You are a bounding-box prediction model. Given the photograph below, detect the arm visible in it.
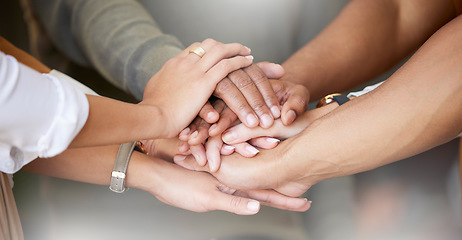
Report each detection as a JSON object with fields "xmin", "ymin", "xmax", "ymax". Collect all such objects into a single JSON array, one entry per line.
[
  {"xmin": 282, "ymin": 0, "xmax": 457, "ymax": 101},
  {"xmin": 29, "ymin": 0, "xmax": 288, "ymax": 127},
  {"xmin": 22, "ymin": 145, "xmax": 310, "ymax": 214},
  {"xmin": 28, "ymin": 0, "xmax": 184, "ymax": 99},
  {"xmin": 175, "ymin": 14, "xmax": 462, "ymax": 196}
]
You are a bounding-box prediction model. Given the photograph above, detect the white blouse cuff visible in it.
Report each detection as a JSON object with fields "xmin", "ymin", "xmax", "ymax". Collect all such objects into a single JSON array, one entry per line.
[{"xmin": 36, "ymin": 72, "xmax": 89, "ymax": 158}]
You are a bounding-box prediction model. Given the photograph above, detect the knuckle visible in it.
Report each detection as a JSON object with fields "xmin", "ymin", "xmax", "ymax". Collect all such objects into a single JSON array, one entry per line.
[
  {"xmin": 232, "ymin": 74, "xmax": 253, "ymax": 89},
  {"xmin": 216, "ymin": 59, "xmax": 232, "ymax": 72},
  {"xmin": 250, "ymin": 71, "xmax": 267, "ymax": 85},
  {"xmin": 291, "ymin": 95, "xmax": 308, "ymax": 109},
  {"xmin": 202, "ymin": 38, "xmax": 215, "ymax": 45},
  {"xmin": 215, "ymin": 79, "xmax": 235, "ymax": 96},
  {"xmin": 230, "ymin": 196, "xmax": 243, "ymax": 209}
]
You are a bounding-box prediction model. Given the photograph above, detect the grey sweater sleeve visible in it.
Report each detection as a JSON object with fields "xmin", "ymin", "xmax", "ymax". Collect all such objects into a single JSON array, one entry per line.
[{"xmin": 29, "ymin": 0, "xmax": 184, "ymax": 99}]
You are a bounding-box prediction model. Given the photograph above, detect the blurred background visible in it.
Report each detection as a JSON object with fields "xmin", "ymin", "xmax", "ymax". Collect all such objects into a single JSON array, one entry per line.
[{"xmin": 1, "ymin": 0, "xmax": 461, "ymax": 239}]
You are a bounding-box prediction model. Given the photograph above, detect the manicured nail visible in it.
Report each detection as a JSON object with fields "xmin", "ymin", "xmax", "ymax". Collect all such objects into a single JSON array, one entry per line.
[
  {"xmin": 222, "ymin": 131, "xmax": 237, "ymax": 143},
  {"xmin": 286, "ymin": 110, "xmax": 296, "ymax": 124},
  {"xmin": 223, "ymin": 145, "xmax": 236, "ymax": 151},
  {"xmin": 245, "ymin": 145, "xmax": 260, "ymax": 155},
  {"xmin": 271, "ymin": 106, "xmax": 281, "ymax": 119},
  {"xmin": 245, "ymin": 55, "xmax": 254, "ymax": 60},
  {"xmin": 246, "ymin": 114, "xmax": 259, "ymax": 127},
  {"xmin": 208, "ymin": 159, "xmax": 217, "ymax": 172},
  {"xmin": 247, "ymin": 200, "xmax": 260, "ymax": 212},
  {"xmin": 190, "ymin": 130, "xmax": 199, "ymax": 139},
  {"xmin": 173, "ymin": 155, "xmax": 186, "ymax": 162},
  {"xmin": 207, "ymin": 111, "xmax": 217, "ymax": 121},
  {"xmin": 266, "ymin": 137, "xmax": 280, "ymax": 143},
  {"xmin": 180, "ymin": 127, "xmax": 190, "ymax": 136},
  {"xmin": 260, "ymin": 114, "xmax": 273, "ymax": 128},
  {"xmin": 209, "ymin": 124, "xmax": 217, "ymax": 133}
]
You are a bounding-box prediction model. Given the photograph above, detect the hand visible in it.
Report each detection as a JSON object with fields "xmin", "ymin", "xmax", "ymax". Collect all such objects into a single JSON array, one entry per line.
[
  {"xmin": 176, "ymin": 99, "xmax": 280, "ymax": 171},
  {"xmin": 221, "ymin": 104, "xmax": 337, "ymax": 145},
  {"xmin": 213, "ymin": 62, "xmax": 284, "ymax": 128},
  {"xmin": 142, "ymin": 157, "xmax": 311, "ymax": 214},
  {"xmin": 173, "ymin": 140, "xmax": 312, "ymax": 198},
  {"xmin": 141, "ymin": 137, "xmax": 190, "ymax": 161},
  {"xmin": 141, "ymin": 39, "xmax": 254, "ymax": 138}
]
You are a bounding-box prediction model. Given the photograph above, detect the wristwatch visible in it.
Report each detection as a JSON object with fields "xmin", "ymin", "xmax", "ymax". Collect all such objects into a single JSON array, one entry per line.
[
  {"xmin": 316, "ymin": 93, "xmax": 350, "ymax": 108},
  {"xmin": 109, "ymin": 141, "xmax": 146, "ymax": 193}
]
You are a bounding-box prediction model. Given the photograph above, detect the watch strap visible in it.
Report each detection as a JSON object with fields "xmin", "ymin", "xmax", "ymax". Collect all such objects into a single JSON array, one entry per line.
[
  {"xmin": 332, "ymin": 94, "xmax": 350, "ymax": 106},
  {"xmin": 109, "ymin": 141, "xmax": 136, "ymax": 193}
]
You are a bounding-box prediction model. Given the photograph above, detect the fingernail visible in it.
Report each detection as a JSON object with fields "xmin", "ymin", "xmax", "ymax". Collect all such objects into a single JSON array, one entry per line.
[
  {"xmin": 222, "ymin": 131, "xmax": 237, "ymax": 143},
  {"xmin": 207, "ymin": 111, "xmax": 217, "ymax": 122},
  {"xmin": 223, "ymin": 145, "xmax": 236, "ymax": 151},
  {"xmin": 180, "ymin": 127, "xmax": 190, "ymax": 136},
  {"xmin": 271, "ymin": 106, "xmax": 281, "ymax": 119},
  {"xmin": 308, "ymin": 200, "xmax": 312, "ymax": 204},
  {"xmin": 208, "ymin": 159, "xmax": 216, "ymax": 172},
  {"xmin": 245, "ymin": 145, "xmax": 260, "ymax": 155},
  {"xmin": 173, "ymin": 155, "xmax": 186, "ymax": 162},
  {"xmin": 209, "ymin": 124, "xmax": 217, "ymax": 133},
  {"xmin": 190, "ymin": 130, "xmax": 199, "ymax": 139},
  {"xmin": 266, "ymin": 137, "xmax": 280, "ymax": 143},
  {"xmin": 246, "ymin": 114, "xmax": 259, "ymax": 127},
  {"xmin": 287, "ymin": 110, "xmax": 296, "ymax": 124},
  {"xmin": 247, "ymin": 200, "xmax": 260, "ymax": 212},
  {"xmin": 260, "ymin": 114, "xmax": 273, "ymax": 128},
  {"xmin": 245, "ymin": 46, "xmax": 251, "ymax": 53},
  {"xmin": 245, "ymin": 55, "xmax": 254, "ymax": 60}
]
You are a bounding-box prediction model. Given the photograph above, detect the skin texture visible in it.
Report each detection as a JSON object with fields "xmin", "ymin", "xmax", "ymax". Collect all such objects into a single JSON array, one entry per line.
[
  {"xmin": 2, "ymin": 37, "xmax": 310, "ymax": 215},
  {"xmin": 175, "ymin": 0, "xmax": 462, "ymax": 200},
  {"xmin": 23, "ymin": 146, "xmax": 310, "ymax": 214}
]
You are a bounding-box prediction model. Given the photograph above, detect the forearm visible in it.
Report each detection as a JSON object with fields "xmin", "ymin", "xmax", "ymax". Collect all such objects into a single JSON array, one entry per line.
[
  {"xmin": 70, "ymin": 95, "xmax": 166, "ymax": 148},
  {"xmin": 282, "ymin": 0, "xmax": 456, "ymax": 101},
  {"xmin": 283, "ymin": 16, "xmax": 462, "ymax": 184},
  {"xmin": 22, "ymin": 145, "xmax": 156, "ymax": 191}
]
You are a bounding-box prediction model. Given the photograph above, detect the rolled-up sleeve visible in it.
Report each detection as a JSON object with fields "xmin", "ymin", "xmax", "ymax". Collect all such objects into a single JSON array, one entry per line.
[{"xmin": 0, "ymin": 52, "xmax": 89, "ymax": 173}]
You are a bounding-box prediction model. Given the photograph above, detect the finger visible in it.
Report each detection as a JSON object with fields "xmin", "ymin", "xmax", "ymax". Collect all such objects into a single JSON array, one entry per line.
[
  {"xmin": 174, "ymin": 154, "xmax": 208, "ymax": 171},
  {"xmin": 199, "ymin": 39, "xmax": 252, "ymax": 71},
  {"xmin": 248, "ymin": 137, "xmax": 280, "ymax": 150},
  {"xmin": 228, "ymin": 69, "xmax": 274, "ymax": 128},
  {"xmin": 198, "ymin": 102, "xmax": 219, "ymax": 124},
  {"xmin": 209, "ymin": 107, "xmax": 239, "ymax": 137},
  {"xmin": 220, "ymin": 145, "xmax": 236, "ymax": 155},
  {"xmin": 233, "ymin": 142, "xmax": 260, "ymax": 158},
  {"xmin": 279, "ymin": 83, "xmax": 309, "ymax": 126},
  {"xmin": 205, "ymin": 135, "xmax": 223, "ymax": 172},
  {"xmin": 190, "ymin": 144, "xmax": 207, "ymax": 166},
  {"xmin": 235, "ymin": 189, "xmax": 311, "ymax": 212},
  {"xmin": 205, "ymin": 55, "xmax": 254, "ymax": 87},
  {"xmin": 177, "ymin": 141, "xmax": 190, "ymax": 154},
  {"xmin": 255, "ymin": 62, "xmax": 285, "ymax": 79},
  {"xmin": 188, "ymin": 118, "xmax": 210, "ymax": 146},
  {"xmin": 178, "ymin": 127, "xmax": 191, "ymax": 141},
  {"xmin": 212, "ymin": 191, "xmax": 261, "ymax": 215},
  {"xmin": 221, "ymin": 123, "xmax": 267, "ymax": 145},
  {"xmin": 214, "ymin": 77, "xmax": 259, "ymax": 128},
  {"xmin": 243, "ymin": 64, "xmax": 281, "ymax": 119}
]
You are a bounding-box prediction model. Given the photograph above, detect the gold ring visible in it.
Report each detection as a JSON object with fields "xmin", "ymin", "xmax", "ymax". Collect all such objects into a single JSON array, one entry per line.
[{"xmin": 189, "ymin": 46, "xmax": 205, "ymax": 58}]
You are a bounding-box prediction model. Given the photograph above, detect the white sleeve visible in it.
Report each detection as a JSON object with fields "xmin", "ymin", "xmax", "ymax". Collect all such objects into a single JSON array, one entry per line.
[{"xmin": 0, "ymin": 52, "xmax": 89, "ymax": 174}]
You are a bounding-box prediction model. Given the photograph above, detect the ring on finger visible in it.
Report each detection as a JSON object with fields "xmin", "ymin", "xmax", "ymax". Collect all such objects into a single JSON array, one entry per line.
[{"xmin": 189, "ymin": 46, "xmax": 206, "ymax": 58}]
